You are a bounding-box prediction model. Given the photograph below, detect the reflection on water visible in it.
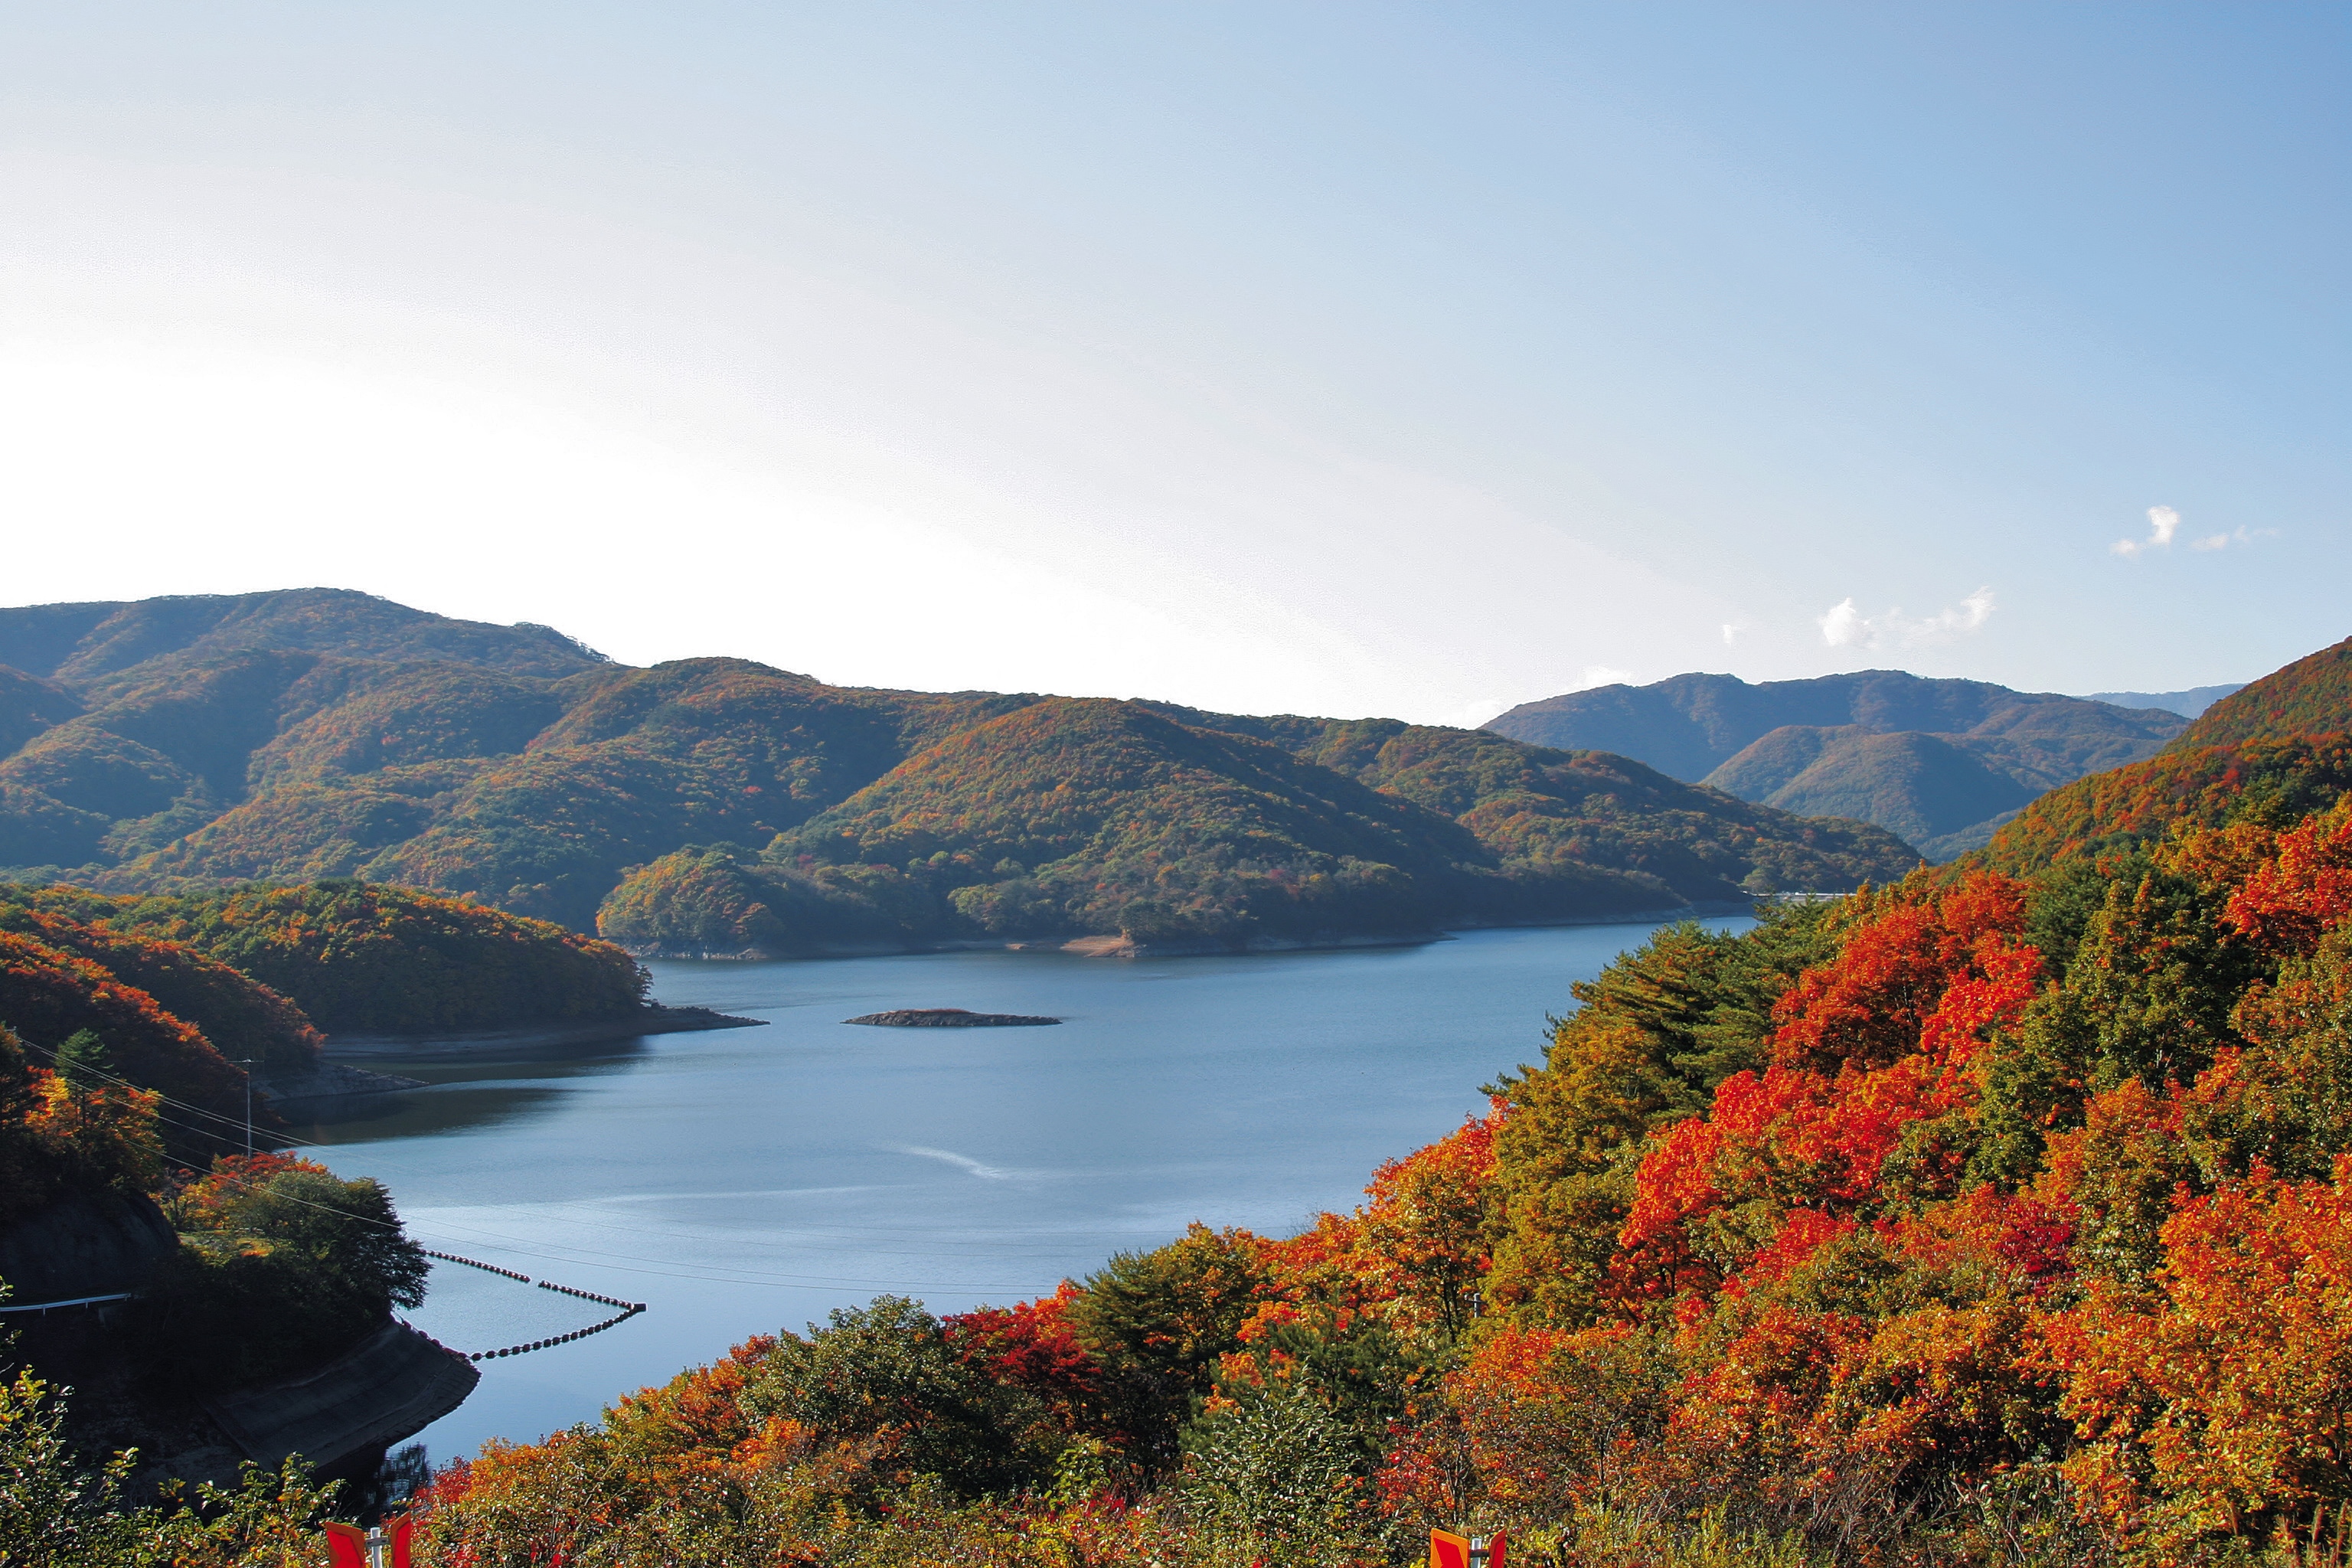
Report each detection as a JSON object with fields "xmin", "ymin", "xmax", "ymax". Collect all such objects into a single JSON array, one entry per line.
[
  {"xmin": 299, "ymin": 920, "xmax": 1744, "ymax": 1459},
  {"xmin": 286, "ymin": 1044, "xmax": 651, "ymax": 1135}
]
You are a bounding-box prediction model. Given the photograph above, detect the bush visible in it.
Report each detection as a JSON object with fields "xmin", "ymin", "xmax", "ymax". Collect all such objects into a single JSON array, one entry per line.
[{"xmin": 136, "ymin": 1160, "xmax": 426, "ymax": 1392}]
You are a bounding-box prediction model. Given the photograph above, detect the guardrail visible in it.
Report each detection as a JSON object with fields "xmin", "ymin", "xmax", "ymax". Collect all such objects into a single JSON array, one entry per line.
[{"xmin": 0, "ymin": 1291, "xmax": 133, "ymax": 1315}]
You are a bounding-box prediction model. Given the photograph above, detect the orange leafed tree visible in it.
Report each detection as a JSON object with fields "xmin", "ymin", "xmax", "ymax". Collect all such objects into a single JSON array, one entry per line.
[{"xmin": 2041, "ymin": 1158, "xmax": 2352, "ymax": 1550}]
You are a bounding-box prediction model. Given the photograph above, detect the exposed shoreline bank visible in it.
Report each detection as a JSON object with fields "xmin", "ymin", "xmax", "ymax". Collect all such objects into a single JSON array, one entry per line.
[
  {"xmin": 616, "ymin": 900, "xmax": 1762, "ymax": 965},
  {"xmin": 322, "ymin": 1004, "xmax": 767, "ymax": 1060}
]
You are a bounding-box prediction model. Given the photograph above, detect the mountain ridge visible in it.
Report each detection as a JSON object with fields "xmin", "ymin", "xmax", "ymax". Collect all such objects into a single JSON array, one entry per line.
[
  {"xmin": 1486, "ymin": 668, "xmax": 2184, "ymax": 857},
  {"xmin": 1977, "ymin": 635, "xmax": 2352, "ymax": 875},
  {"xmin": 0, "ymin": 591, "xmax": 1919, "ymax": 946}
]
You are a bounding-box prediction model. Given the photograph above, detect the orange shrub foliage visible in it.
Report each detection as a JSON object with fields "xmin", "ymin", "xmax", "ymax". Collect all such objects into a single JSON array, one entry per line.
[
  {"xmin": 1352, "ymin": 1109, "xmax": 1498, "ymax": 1338},
  {"xmin": 1769, "ymin": 873, "xmax": 2029, "ymax": 1075},
  {"xmin": 163, "ymin": 1151, "xmax": 332, "ymax": 1232},
  {"xmin": 1405, "ymin": 1323, "xmax": 1661, "ymax": 1527},
  {"xmin": 604, "ymin": 1333, "xmax": 782, "ymax": 1476},
  {"xmin": 0, "ymin": 1038, "xmax": 163, "ymax": 1225}
]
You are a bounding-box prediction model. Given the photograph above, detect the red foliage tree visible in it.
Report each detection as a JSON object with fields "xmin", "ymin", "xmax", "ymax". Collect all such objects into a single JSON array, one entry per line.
[
  {"xmin": 1769, "ymin": 871, "xmax": 2030, "ymax": 1076},
  {"xmin": 1615, "ymin": 875, "xmax": 2041, "ymax": 1304},
  {"xmin": 2226, "ymin": 799, "xmax": 2352, "ymax": 955},
  {"xmin": 0, "ymin": 929, "xmax": 243, "ymax": 1116},
  {"xmin": 945, "ymin": 1281, "xmax": 1107, "ymax": 1435}
]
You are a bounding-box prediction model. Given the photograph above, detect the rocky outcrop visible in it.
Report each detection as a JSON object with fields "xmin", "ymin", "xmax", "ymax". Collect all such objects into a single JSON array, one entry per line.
[{"xmin": 844, "ymin": 1008, "xmax": 1062, "ymax": 1027}]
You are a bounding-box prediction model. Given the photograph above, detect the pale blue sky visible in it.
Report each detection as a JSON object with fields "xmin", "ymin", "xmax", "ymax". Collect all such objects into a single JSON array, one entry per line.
[{"xmin": 3, "ymin": 4, "xmax": 2344, "ymax": 721}]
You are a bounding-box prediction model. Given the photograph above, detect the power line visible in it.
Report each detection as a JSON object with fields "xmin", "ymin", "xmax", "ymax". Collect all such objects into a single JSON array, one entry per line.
[{"xmin": 18, "ymin": 1040, "xmax": 1057, "ymax": 1295}]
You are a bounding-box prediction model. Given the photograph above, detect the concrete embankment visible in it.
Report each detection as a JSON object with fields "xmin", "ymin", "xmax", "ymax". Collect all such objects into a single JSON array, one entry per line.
[
  {"xmin": 201, "ymin": 1320, "xmax": 479, "ymax": 1477},
  {"xmin": 252, "ymin": 1061, "xmax": 429, "ymax": 1115},
  {"xmin": 2, "ymin": 1191, "xmax": 478, "ymax": 1494}
]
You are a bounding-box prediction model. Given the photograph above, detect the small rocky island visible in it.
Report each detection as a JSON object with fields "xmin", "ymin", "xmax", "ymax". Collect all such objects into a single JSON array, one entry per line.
[{"xmin": 844, "ymin": 1008, "xmax": 1063, "ymax": 1027}]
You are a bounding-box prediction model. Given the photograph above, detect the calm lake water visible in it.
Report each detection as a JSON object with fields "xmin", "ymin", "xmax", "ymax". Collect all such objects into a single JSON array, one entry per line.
[{"xmin": 294, "ymin": 919, "xmax": 1743, "ymax": 1461}]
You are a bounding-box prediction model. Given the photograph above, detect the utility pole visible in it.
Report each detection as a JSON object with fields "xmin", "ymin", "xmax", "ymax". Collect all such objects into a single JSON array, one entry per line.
[{"xmin": 233, "ymin": 1059, "xmax": 257, "ymax": 1158}]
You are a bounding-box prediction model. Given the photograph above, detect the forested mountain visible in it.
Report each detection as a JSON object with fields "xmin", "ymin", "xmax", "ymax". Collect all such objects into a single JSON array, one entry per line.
[
  {"xmin": 1487, "ymin": 669, "xmax": 2185, "ymax": 858},
  {"xmin": 1981, "ymin": 634, "xmax": 2352, "ymax": 877},
  {"xmin": 201, "ymin": 620, "xmax": 2352, "ymax": 1566},
  {"xmin": 1700, "ymin": 725, "xmax": 2040, "ymax": 856},
  {"xmin": 2171, "ymin": 634, "xmax": 2352, "ymax": 750},
  {"xmin": 0, "ymin": 588, "xmax": 604, "ymax": 686},
  {"xmin": 0, "ymin": 590, "xmax": 1918, "ymax": 951},
  {"xmin": 603, "ymin": 703, "xmax": 1907, "ymax": 955}
]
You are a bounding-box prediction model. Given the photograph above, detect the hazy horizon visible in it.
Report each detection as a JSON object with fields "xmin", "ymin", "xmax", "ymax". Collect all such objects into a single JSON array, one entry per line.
[{"xmin": 6, "ymin": 5, "xmax": 2342, "ymax": 724}]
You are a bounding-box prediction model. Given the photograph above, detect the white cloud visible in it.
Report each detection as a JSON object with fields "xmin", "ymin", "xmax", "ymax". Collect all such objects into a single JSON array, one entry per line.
[
  {"xmin": 1818, "ymin": 586, "xmax": 1996, "ymax": 649},
  {"xmin": 1568, "ymin": 665, "xmax": 1635, "ymax": 691},
  {"xmin": 2112, "ymin": 505, "xmax": 2182, "ymax": 558},
  {"xmin": 1720, "ymin": 620, "xmax": 1749, "ymax": 646},
  {"xmin": 2188, "ymin": 525, "xmax": 2276, "ymax": 553}
]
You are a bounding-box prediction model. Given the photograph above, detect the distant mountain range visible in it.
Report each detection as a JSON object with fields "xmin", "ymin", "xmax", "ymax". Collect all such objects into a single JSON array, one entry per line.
[
  {"xmin": 2079, "ymin": 683, "xmax": 2245, "ymax": 718},
  {"xmin": 0, "ymin": 590, "xmax": 1917, "ymax": 952},
  {"xmin": 1485, "ymin": 670, "xmax": 2193, "ymax": 859}
]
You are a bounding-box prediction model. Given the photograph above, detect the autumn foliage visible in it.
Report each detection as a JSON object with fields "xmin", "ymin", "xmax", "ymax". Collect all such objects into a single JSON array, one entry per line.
[{"xmin": 394, "ymin": 770, "xmax": 2352, "ymax": 1565}]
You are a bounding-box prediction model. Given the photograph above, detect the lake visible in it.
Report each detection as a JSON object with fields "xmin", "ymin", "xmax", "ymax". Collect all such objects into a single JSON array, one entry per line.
[{"xmin": 294, "ymin": 918, "xmax": 1743, "ymax": 1462}]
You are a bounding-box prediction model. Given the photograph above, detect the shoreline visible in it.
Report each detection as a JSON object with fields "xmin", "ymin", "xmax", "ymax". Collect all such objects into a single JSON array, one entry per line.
[
  {"xmin": 621, "ymin": 900, "xmax": 1767, "ymax": 965},
  {"xmin": 322, "ymin": 1004, "xmax": 767, "ymax": 1060}
]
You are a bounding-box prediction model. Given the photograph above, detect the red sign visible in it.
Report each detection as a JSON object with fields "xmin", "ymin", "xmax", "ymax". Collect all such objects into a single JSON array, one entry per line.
[
  {"xmin": 322, "ymin": 1516, "xmax": 412, "ymax": 1567},
  {"xmin": 1429, "ymin": 1528, "xmax": 1507, "ymax": 1567}
]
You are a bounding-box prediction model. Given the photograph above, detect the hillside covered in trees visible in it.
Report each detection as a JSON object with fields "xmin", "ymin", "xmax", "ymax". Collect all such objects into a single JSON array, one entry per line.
[
  {"xmin": 1488, "ymin": 670, "xmax": 2192, "ymax": 860},
  {"xmin": 167, "ymin": 622, "xmax": 2352, "ymax": 1566},
  {"xmin": 603, "ymin": 701, "xmax": 1912, "ymax": 956},
  {"xmin": 1978, "ymin": 635, "xmax": 2352, "ymax": 880},
  {"xmin": 15, "ymin": 637, "xmax": 2352, "ymax": 1560},
  {"xmin": 0, "ymin": 885, "xmax": 485, "ymax": 1542},
  {"xmin": 0, "ymin": 590, "xmax": 1916, "ymax": 952}
]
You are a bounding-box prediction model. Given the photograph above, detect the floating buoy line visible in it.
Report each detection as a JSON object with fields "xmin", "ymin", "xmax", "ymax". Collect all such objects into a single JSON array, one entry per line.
[
  {"xmin": 24, "ymin": 1040, "xmax": 653, "ymax": 1361},
  {"xmin": 416, "ymin": 1250, "xmax": 648, "ymax": 1361},
  {"xmin": 28, "ymin": 1037, "xmax": 1043, "ymax": 1370},
  {"xmin": 421, "ymin": 1250, "xmax": 529, "ymax": 1283}
]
